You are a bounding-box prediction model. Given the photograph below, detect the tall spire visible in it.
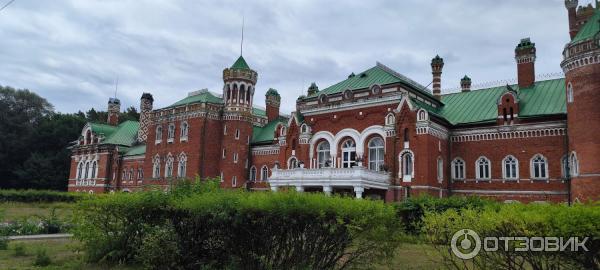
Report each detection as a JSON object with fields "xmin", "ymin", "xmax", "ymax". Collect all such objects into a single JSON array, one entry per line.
[{"xmin": 240, "ymin": 16, "xmax": 244, "ymax": 56}]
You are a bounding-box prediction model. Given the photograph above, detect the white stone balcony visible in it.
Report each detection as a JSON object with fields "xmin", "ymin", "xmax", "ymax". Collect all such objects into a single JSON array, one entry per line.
[{"xmin": 268, "ymin": 166, "xmax": 391, "ymax": 198}]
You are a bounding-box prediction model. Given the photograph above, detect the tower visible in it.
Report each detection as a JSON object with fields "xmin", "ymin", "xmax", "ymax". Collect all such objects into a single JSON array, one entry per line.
[
  {"xmin": 565, "ymin": 0, "xmax": 579, "ymax": 39},
  {"xmin": 515, "ymin": 38, "xmax": 536, "ymax": 88},
  {"xmin": 107, "ymin": 98, "xmax": 120, "ymax": 126},
  {"xmin": 137, "ymin": 93, "xmax": 154, "ymax": 142},
  {"xmin": 220, "ymin": 55, "xmax": 258, "ymax": 188},
  {"xmin": 560, "ymin": 4, "xmax": 600, "ymax": 201},
  {"xmin": 307, "ymin": 82, "xmax": 319, "ymax": 96},
  {"xmin": 265, "ymin": 88, "xmax": 281, "ymax": 122},
  {"xmin": 460, "ymin": 75, "xmax": 472, "ymax": 92},
  {"xmin": 431, "ymin": 55, "xmax": 444, "ymax": 99}
]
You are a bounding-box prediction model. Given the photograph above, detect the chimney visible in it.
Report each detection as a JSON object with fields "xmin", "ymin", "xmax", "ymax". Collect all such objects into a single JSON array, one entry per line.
[
  {"xmin": 137, "ymin": 93, "xmax": 154, "ymax": 142},
  {"xmin": 460, "ymin": 75, "xmax": 472, "ymax": 92},
  {"xmin": 565, "ymin": 0, "xmax": 579, "ymax": 39},
  {"xmin": 431, "ymin": 55, "xmax": 444, "ymax": 99},
  {"xmin": 307, "ymin": 82, "xmax": 319, "ymax": 96},
  {"xmin": 515, "ymin": 38, "xmax": 536, "ymax": 88},
  {"xmin": 107, "ymin": 98, "xmax": 120, "ymax": 126},
  {"xmin": 265, "ymin": 88, "xmax": 281, "ymax": 122}
]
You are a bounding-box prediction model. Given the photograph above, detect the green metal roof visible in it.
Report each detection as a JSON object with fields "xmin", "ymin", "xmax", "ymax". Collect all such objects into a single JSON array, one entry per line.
[
  {"xmin": 168, "ymin": 90, "xmax": 224, "ymax": 108},
  {"xmin": 252, "ymin": 107, "xmax": 266, "ymax": 117},
  {"xmin": 124, "ymin": 144, "xmax": 146, "ymax": 157},
  {"xmin": 251, "ymin": 117, "xmax": 287, "ymax": 144},
  {"xmin": 231, "ymin": 56, "xmax": 251, "ymax": 70},
  {"xmin": 572, "ymin": 9, "xmax": 600, "ymax": 43},
  {"xmin": 90, "ymin": 123, "xmax": 117, "ymax": 137},
  {"xmin": 439, "ymin": 78, "xmax": 566, "ymax": 125},
  {"xmin": 310, "ymin": 64, "xmax": 434, "ymax": 100},
  {"xmin": 103, "ymin": 121, "xmax": 140, "ymax": 146}
]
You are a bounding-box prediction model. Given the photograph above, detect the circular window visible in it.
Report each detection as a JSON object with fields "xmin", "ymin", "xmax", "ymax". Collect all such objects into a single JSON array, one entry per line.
[
  {"xmin": 319, "ymin": 94, "xmax": 327, "ymax": 104},
  {"xmin": 371, "ymin": 85, "xmax": 381, "ymax": 95}
]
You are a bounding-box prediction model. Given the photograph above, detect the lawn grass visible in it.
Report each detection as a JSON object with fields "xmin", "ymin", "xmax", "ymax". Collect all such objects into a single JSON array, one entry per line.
[{"xmin": 0, "ymin": 202, "xmax": 74, "ymax": 222}]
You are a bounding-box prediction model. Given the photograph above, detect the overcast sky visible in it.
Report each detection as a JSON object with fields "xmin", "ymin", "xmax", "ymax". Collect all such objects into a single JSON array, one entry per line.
[{"xmin": 0, "ymin": 0, "xmax": 587, "ymax": 114}]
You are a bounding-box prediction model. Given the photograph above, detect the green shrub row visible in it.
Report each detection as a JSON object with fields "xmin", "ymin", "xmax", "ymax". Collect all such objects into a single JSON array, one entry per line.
[
  {"xmin": 422, "ymin": 203, "xmax": 600, "ymax": 270},
  {"xmin": 0, "ymin": 189, "xmax": 85, "ymax": 203},
  {"xmin": 74, "ymin": 180, "xmax": 403, "ymax": 270},
  {"xmin": 395, "ymin": 195, "xmax": 498, "ymax": 235}
]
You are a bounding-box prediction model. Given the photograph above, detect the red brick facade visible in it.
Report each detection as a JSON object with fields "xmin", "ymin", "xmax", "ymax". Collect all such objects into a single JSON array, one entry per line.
[{"xmin": 68, "ymin": 3, "xmax": 599, "ymax": 203}]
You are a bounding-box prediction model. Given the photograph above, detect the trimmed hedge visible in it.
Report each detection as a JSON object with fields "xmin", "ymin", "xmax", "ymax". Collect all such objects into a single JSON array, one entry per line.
[
  {"xmin": 395, "ymin": 195, "xmax": 497, "ymax": 235},
  {"xmin": 0, "ymin": 189, "xmax": 85, "ymax": 203},
  {"xmin": 423, "ymin": 203, "xmax": 600, "ymax": 270},
  {"xmin": 74, "ymin": 180, "xmax": 403, "ymax": 270}
]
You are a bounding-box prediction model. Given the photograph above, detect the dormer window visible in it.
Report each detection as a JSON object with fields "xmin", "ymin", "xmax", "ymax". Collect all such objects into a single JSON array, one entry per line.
[
  {"xmin": 300, "ymin": 124, "xmax": 309, "ymax": 134},
  {"xmin": 417, "ymin": 109, "xmax": 428, "ymax": 121},
  {"xmin": 280, "ymin": 126, "xmax": 287, "ymax": 136},
  {"xmin": 385, "ymin": 113, "xmax": 395, "ymax": 126}
]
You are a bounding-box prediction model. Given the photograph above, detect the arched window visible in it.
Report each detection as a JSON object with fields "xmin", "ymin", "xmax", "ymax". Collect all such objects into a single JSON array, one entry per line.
[
  {"xmin": 502, "ymin": 155, "xmax": 519, "ymax": 180},
  {"xmin": 178, "ymin": 153, "xmax": 187, "ymax": 178},
  {"xmin": 476, "ymin": 157, "xmax": 491, "ymax": 180},
  {"xmin": 167, "ymin": 124, "xmax": 175, "ymax": 140},
  {"xmin": 437, "ymin": 157, "xmax": 443, "ymax": 182},
  {"xmin": 155, "ymin": 126, "xmax": 163, "ymax": 142},
  {"xmin": 288, "ymin": 157, "xmax": 298, "ymax": 169},
  {"xmin": 417, "ymin": 110, "xmax": 427, "ymax": 121},
  {"xmin": 152, "ymin": 155, "xmax": 161, "ymax": 178},
  {"xmin": 180, "ymin": 122, "xmax": 189, "ymax": 139},
  {"xmin": 77, "ymin": 162, "xmax": 84, "ymax": 180},
  {"xmin": 400, "ymin": 151, "xmax": 414, "ymax": 180},
  {"xmin": 561, "ymin": 155, "xmax": 568, "ymax": 178},
  {"xmin": 240, "ymin": 85, "xmax": 246, "ymax": 104},
  {"xmin": 84, "ymin": 162, "xmax": 90, "ymax": 179},
  {"xmin": 452, "ymin": 158, "xmax": 465, "ymax": 180},
  {"xmin": 530, "ymin": 154, "xmax": 548, "ymax": 179},
  {"xmin": 341, "ymin": 139, "xmax": 357, "ymax": 168},
  {"xmin": 246, "ymin": 86, "xmax": 252, "ymax": 104},
  {"xmin": 385, "ymin": 113, "xmax": 395, "ymax": 126},
  {"xmin": 301, "ymin": 124, "xmax": 309, "ymax": 133},
  {"xmin": 570, "ymin": 152, "xmax": 579, "ymax": 177},
  {"xmin": 235, "ymin": 129, "xmax": 240, "ymax": 139},
  {"xmin": 128, "ymin": 169, "xmax": 133, "ymax": 181},
  {"xmin": 261, "ymin": 166, "xmax": 269, "ymax": 181},
  {"xmin": 567, "ymin": 83, "xmax": 574, "ymax": 103},
  {"xmin": 368, "ymin": 137, "xmax": 385, "ymax": 171},
  {"xmin": 249, "ymin": 166, "xmax": 257, "ymax": 181},
  {"xmin": 91, "ymin": 161, "xmax": 97, "ymax": 179},
  {"xmin": 280, "ymin": 126, "xmax": 287, "ymax": 136},
  {"xmin": 165, "ymin": 155, "xmax": 174, "ymax": 178},
  {"xmin": 232, "ymin": 176, "xmax": 237, "ymax": 187},
  {"xmin": 317, "ymin": 141, "xmax": 331, "ymax": 168},
  {"xmin": 137, "ymin": 168, "xmax": 143, "ymax": 180}
]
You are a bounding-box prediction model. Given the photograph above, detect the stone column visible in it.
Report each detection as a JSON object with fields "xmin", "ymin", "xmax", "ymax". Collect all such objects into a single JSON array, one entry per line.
[{"xmin": 354, "ymin": 186, "xmax": 364, "ymax": 199}]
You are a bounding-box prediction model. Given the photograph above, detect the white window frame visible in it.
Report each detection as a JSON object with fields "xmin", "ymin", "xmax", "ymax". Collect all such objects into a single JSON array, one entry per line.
[
  {"xmin": 235, "ymin": 129, "xmax": 240, "ymax": 140},
  {"xmin": 222, "ymin": 148, "xmax": 226, "ymax": 159},
  {"xmin": 288, "ymin": 157, "xmax": 299, "ymax": 169},
  {"xmin": 152, "ymin": 155, "xmax": 161, "ymax": 179},
  {"xmin": 475, "ymin": 156, "xmax": 491, "ymax": 180},
  {"xmin": 223, "ymin": 125, "xmax": 227, "ymax": 135},
  {"xmin": 385, "ymin": 113, "xmax": 395, "ymax": 126},
  {"xmin": 437, "ymin": 157, "xmax": 443, "ymax": 183},
  {"xmin": 451, "ymin": 158, "xmax": 465, "ymax": 180},
  {"xmin": 502, "ymin": 155, "xmax": 519, "ymax": 180},
  {"xmin": 570, "ymin": 152, "xmax": 579, "ymax": 177},
  {"xmin": 317, "ymin": 141, "xmax": 331, "ymax": 168},
  {"xmin": 178, "ymin": 152, "xmax": 187, "ymax": 178},
  {"xmin": 530, "ymin": 154, "xmax": 548, "ymax": 180},
  {"xmin": 233, "ymin": 153, "xmax": 238, "ymax": 163},
  {"xmin": 368, "ymin": 137, "xmax": 385, "ymax": 171},
  {"xmin": 301, "ymin": 124, "xmax": 309, "ymax": 134},
  {"xmin": 567, "ymin": 82, "xmax": 574, "ymax": 103},
  {"xmin": 399, "ymin": 150, "xmax": 414, "ymax": 182},
  {"xmin": 165, "ymin": 154, "xmax": 174, "ymax": 178},
  {"xmin": 232, "ymin": 176, "xmax": 237, "ymax": 187},
  {"xmin": 180, "ymin": 121, "xmax": 189, "ymax": 141},
  {"xmin": 155, "ymin": 126, "xmax": 163, "ymax": 144},
  {"xmin": 341, "ymin": 139, "xmax": 357, "ymax": 168},
  {"xmin": 167, "ymin": 123, "xmax": 175, "ymax": 143},
  {"xmin": 261, "ymin": 165, "xmax": 269, "ymax": 181}
]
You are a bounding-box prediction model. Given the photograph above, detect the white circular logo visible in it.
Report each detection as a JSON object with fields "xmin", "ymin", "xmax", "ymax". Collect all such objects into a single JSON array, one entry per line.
[{"xmin": 451, "ymin": 229, "xmax": 481, "ymax": 259}]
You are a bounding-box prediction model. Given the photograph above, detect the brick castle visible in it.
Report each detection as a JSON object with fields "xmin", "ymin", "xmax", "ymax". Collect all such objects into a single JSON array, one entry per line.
[{"xmin": 68, "ymin": 1, "xmax": 600, "ymax": 203}]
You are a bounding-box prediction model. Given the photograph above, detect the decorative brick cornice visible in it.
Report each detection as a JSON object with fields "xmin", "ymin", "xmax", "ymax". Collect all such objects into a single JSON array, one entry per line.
[
  {"xmin": 450, "ymin": 122, "xmax": 566, "ymax": 142},
  {"xmin": 251, "ymin": 145, "xmax": 280, "ymax": 156},
  {"xmin": 416, "ymin": 121, "xmax": 449, "ymax": 140},
  {"xmin": 561, "ymin": 48, "xmax": 600, "ymax": 73}
]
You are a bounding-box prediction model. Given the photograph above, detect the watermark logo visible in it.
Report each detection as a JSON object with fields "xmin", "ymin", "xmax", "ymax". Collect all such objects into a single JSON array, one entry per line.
[
  {"xmin": 450, "ymin": 229, "xmax": 589, "ymax": 259},
  {"xmin": 451, "ymin": 229, "xmax": 481, "ymax": 259}
]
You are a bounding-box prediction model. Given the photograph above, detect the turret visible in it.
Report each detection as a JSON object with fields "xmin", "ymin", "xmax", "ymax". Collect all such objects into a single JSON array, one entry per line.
[
  {"xmin": 222, "ymin": 56, "xmax": 258, "ymax": 113},
  {"xmin": 515, "ymin": 38, "xmax": 536, "ymax": 88},
  {"xmin": 137, "ymin": 93, "xmax": 154, "ymax": 142},
  {"xmin": 307, "ymin": 82, "xmax": 319, "ymax": 96},
  {"xmin": 460, "ymin": 75, "xmax": 472, "ymax": 92},
  {"xmin": 565, "ymin": 0, "xmax": 579, "ymax": 39},
  {"xmin": 265, "ymin": 88, "xmax": 281, "ymax": 122},
  {"xmin": 107, "ymin": 98, "xmax": 120, "ymax": 126},
  {"xmin": 431, "ymin": 55, "xmax": 444, "ymax": 99}
]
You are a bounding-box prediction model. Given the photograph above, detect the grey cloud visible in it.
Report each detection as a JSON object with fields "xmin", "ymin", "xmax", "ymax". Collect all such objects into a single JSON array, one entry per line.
[{"xmin": 0, "ymin": 0, "xmax": 581, "ymax": 114}]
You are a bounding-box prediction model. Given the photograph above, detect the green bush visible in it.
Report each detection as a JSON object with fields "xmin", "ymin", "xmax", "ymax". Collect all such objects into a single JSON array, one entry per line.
[
  {"xmin": 396, "ymin": 195, "xmax": 497, "ymax": 235},
  {"xmin": 33, "ymin": 248, "xmax": 52, "ymax": 266},
  {"xmin": 422, "ymin": 203, "xmax": 600, "ymax": 270},
  {"xmin": 13, "ymin": 242, "xmax": 26, "ymax": 256},
  {"xmin": 0, "ymin": 189, "xmax": 85, "ymax": 203},
  {"xmin": 74, "ymin": 179, "xmax": 403, "ymax": 269}
]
